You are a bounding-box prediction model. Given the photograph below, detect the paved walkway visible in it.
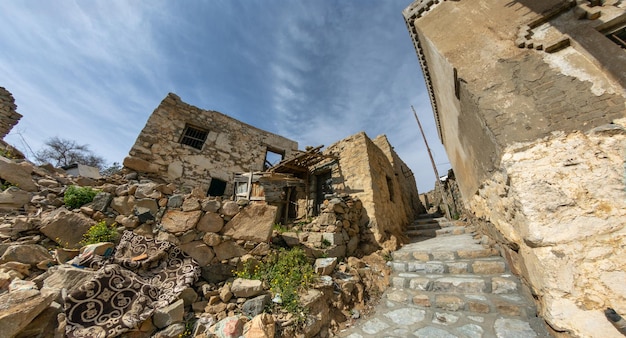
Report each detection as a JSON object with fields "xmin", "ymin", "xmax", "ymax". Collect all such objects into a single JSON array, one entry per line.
[{"xmin": 338, "ymin": 216, "xmax": 551, "ymax": 337}]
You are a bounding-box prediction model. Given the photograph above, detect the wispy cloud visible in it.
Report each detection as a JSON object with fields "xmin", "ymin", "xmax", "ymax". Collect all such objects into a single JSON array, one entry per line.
[{"xmin": 0, "ymin": 0, "xmax": 449, "ymax": 192}]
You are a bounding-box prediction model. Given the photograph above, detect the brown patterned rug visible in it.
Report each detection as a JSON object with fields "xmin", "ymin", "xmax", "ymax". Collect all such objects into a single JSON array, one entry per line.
[{"xmin": 64, "ymin": 231, "xmax": 200, "ymax": 338}]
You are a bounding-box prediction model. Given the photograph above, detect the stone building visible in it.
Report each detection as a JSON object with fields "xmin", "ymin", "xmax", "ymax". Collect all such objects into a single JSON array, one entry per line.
[
  {"xmin": 404, "ymin": 0, "xmax": 626, "ymax": 336},
  {"xmin": 124, "ymin": 93, "xmax": 298, "ymax": 196},
  {"xmin": 311, "ymin": 132, "xmax": 425, "ymax": 252},
  {"xmin": 0, "ymin": 87, "xmax": 22, "ymax": 140}
]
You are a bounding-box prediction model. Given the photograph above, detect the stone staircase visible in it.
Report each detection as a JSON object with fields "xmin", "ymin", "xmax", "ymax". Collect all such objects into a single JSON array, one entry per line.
[{"xmin": 340, "ymin": 215, "xmax": 551, "ymax": 337}]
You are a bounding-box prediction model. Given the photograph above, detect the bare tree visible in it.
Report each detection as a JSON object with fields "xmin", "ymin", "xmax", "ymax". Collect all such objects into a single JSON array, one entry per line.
[{"xmin": 35, "ymin": 137, "xmax": 106, "ymax": 169}]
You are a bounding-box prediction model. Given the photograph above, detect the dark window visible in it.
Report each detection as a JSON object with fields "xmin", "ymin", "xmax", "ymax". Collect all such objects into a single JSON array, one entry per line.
[
  {"xmin": 386, "ymin": 176, "xmax": 394, "ymax": 202},
  {"xmin": 607, "ymin": 25, "xmax": 626, "ymax": 49},
  {"xmin": 207, "ymin": 178, "xmax": 227, "ymax": 196},
  {"xmin": 264, "ymin": 148, "xmax": 284, "ymax": 171},
  {"xmin": 180, "ymin": 125, "xmax": 208, "ymax": 150}
]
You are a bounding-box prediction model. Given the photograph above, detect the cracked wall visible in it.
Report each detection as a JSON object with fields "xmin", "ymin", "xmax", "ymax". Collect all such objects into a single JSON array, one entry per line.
[{"xmin": 405, "ymin": 0, "xmax": 626, "ymax": 336}]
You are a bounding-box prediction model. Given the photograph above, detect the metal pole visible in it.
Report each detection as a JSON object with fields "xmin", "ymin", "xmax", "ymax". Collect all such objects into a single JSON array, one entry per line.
[{"xmin": 411, "ymin": 105, "xmax": 452, "ymax": 220}]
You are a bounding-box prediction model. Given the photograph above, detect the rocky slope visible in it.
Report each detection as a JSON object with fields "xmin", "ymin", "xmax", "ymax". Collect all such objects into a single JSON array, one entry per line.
[{"xmin": 0, "ymin": 156, "xmax": 390, "ymax": 338}]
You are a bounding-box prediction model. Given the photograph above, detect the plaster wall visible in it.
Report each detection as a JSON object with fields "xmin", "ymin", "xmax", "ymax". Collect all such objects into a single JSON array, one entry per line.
[
  {"xmin": 405, "ymin": 0, "xmax": 626, "ymax": 198},
  {"xmin": 405, "ymin": 0, "xmax": 626, "ymax": 336}
]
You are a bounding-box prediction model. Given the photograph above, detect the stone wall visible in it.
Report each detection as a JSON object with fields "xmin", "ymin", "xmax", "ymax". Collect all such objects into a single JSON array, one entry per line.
[
  {"xmin": 372, "ymin": 135, "xmax": 426, "ymax": 220},
  {"xmin": 405, "ymin": 0, "xmax": 626, "ymax": 336},
  {"xmin": 124, "ymin": 93, "xmax": 298, "ymax": 196},
  {"xmin": 404, "ymin": 0, "xmax": 626, "ymax": 200},
  {"xmin": 0, "ymin": 87, "xmax": 22, "ymax": 140},
  {"xmin": 321, "ymin": 132, "xmax": 424, "ymax": 252}
]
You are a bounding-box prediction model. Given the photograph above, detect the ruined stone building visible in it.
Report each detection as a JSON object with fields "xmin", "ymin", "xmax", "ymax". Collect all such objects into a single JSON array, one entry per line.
[
  {"xmin": 0, "ymin": 87, "xmax": 22, "ymax": 141},
  {"xmin": 310, "ymin": 132, "xmax": 424, "ymax": 252},
  {"xmin": 124, "ymin": 93, "xmax": 298, "ymax": 196},
  {"xmin": 404, "ymin": 0, "xmax": 626, "ymax": 336},
  {"xmin": 125, "ymin": 94, "xmax": 424, "ymax": 252}
]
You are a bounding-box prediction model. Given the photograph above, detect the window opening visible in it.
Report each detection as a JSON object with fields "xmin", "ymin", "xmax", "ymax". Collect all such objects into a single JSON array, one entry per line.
[
  {"xmin": 264, "ymin": 148, "xmax": 284, "ymax": 171},
  {"xmin": 207, "ymin": 178, "xmax": 227, "ymax": 196},
  {"xmin": 386, "ymin": 176, "xmax": 395, "ymax": 202},
  {"xmin": 607, "ymin": 25, "xmax": 626, "ymax": 49},
  {"xmin": 315, "ymin": 171, "xmax": 333, "ymax": 215},
  {"xmin": 180, "ymin": 125, "xmax": 208, "ymax": 150}
]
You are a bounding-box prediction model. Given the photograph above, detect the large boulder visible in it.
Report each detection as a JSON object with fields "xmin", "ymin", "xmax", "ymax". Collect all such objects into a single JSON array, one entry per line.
[
  {"xmin": 161, "ymin": 210, "xmax": 202, "ymax": 234},
  {"xmin": 179, "ymin": 241, "xmax": 215, "ymax": 267},
  {"xmin": 213, "ymin": 241, "xmax": 247, "ymax": 262},
  {"xmin": 40, "ymin": 208, "xmax": 96, "ymax": 249},
  {"xmin": 110, "ymin": 195, "xmax": 136, "ymax": 215},
  {"xmin": 197, "ymin": 212, "xmax": 224, "ymax": 233},
  {"xmin": 39, "ymin": 265, "xmax": 96, "ymax": 294},
  {"xmin": 231, "ymin": 278, "xmax": 263, "ymax": 298},
  {"xmin": 0, "ymin": 158, "xmax": 37, "ymax": 192},
  {"xmin": 221, "ymin": 204, "xmax": 277, "ymax": 243},
  {"xmin": 0, "ymin": 289, "xmax": 56, "ymax": 338},
  {"xmin": 123, "ymin": 156, "xmax": 159, "ymax": 174},
  {"xmin": 0, "ymin": 187, "xmax": 31, "ymax": 210},
  {"xmin": 243, "ymin": 313, "xmax": 275, "ymax": 338},
  {"xmin": 0, "ymin": 244, "xmax": 53, "ymax": 265},
  {"xmin": 152, "ymin": 299, "xmax": 184, "ymax": 329}
]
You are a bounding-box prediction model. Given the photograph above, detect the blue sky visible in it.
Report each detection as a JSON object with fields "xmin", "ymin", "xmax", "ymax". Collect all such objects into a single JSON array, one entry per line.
[{"xmin": 0, "ymin": 0, "xmax": 450, "ymax": 192}]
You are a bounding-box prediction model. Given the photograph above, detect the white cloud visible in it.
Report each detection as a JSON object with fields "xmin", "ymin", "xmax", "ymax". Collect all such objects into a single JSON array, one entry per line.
[{"xmin": 0, "ymin": 0, "xmax": 450, "ymax": 191}]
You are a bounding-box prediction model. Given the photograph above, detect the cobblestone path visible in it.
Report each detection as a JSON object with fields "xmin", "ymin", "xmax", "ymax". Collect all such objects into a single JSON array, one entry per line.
[{"xmin": 338, "ymin": 216, "xmax": 551, "ymax": 337}]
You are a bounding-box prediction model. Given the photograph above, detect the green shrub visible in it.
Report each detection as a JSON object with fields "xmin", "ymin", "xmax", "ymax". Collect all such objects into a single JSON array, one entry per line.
[
  {"xmin": 0, "ymin": 179, "xmax": 13, "ymax": 191},
  {"xmin": 272, "ymin": 223, "xmax": 289, "ymax": 234},
  {"xmin": 81, "ymin": 221, "xmax": 119, "ymax": 245},
  {"xmin": 235, "ymin": 247, "xmax": 315, "ymax": 325},
  {"xmin": 64, "ymin": 185, "xmax": 98, "ymax": 209}
]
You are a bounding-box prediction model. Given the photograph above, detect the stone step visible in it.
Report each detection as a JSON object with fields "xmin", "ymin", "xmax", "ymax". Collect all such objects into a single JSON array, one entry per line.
[
  {"xmin": 412, "ymin": 218, "xmax": 443, "ymax": 225},
  {"xmin": 415, "ymin": 213, "xmax": 441, "ymax": 220},
  {"xmin": 389, "ymin": 257, "xmax": 507, "ymax": 275},
  {"xmin": 407, "ymin": 222, "xmax": 441, "ymax": 230},
  {"xmin": 384, "ymin": 286, "xmax": 536, "ymax": 318},
  {"xmin": 434, "ymin": 226, "xmax": 469, "ymax": 237},
  {"xmin": 390, "ymin": 274, "xmax": 519, "ymax": 294},
  {"xmin": 406, "ymin": 229, "xmax": 438, "ymax": 238},
  {"xmin": 391, "ymin": 247, "xmax": 499, "ymax": 263}
]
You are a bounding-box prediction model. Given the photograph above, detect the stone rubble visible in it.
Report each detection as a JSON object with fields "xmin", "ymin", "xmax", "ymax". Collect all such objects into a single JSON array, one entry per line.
[{"xmin": 0, "ymin": 154, "xmax": 391, "ymax": 337}]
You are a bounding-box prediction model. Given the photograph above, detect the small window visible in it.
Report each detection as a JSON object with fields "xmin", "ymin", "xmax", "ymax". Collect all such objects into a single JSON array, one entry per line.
[
  {"xmin": 180, "ymin": 125, "xmax": 208, "ymax": 150},
  {"xmin": 208, "ymin": 178, "xmax": 227, "ymax": 196},
  {"xmin": 264, "ymin": 147, "xmax": 284, "ymax": 171},
  {"xmin": 607, "ymin": 25, "xmax": 626, "ymax": 49},
  {"xmin": 386, "ymin": 176, "xmax": 394, "ymax": 202}
]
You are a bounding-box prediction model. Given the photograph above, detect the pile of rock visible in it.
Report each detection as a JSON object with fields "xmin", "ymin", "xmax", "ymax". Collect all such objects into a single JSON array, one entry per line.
[
  {"xmin": 281, "ymin": 195, "xmax": 366, "ymax": 259},
  {"xmin": 0, "ymin": 155, "xmax": 390, "ymax": 337}
]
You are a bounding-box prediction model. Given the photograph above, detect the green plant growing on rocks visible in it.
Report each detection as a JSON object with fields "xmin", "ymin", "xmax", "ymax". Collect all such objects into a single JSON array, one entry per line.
[
  {"xmin": 64, "ymin": 185, "xmax": 98, "ymax": 209},
  {"xmin": 272, "ymin": 223, "xmax": 289, "ymax": 234},
  {"xmin": 235, "ymin": 247, "xmax": 315, "ymax": 326},
  {"xmin": 321, "ymin": 238, "xmax": 331, "ymax": 248},
  {"xmin": 383, "ymin": 251, "xmax": 394, "ymax": 262},
  {"xmin": 81, "ymin": 221, "xmax": 119, "ymax": 245},
  {"xmin": 0, "ymin": 178, "xmax": 14, "ymax": 191}
]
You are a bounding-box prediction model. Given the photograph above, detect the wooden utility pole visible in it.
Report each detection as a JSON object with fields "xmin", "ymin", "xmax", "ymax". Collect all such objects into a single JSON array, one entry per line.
[{"xmin": 411, "ymin": 105, "xmax": 452, "ymax": 219}]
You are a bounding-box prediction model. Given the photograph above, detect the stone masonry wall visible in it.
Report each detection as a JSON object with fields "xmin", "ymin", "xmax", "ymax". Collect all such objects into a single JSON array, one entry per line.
[
  {"xmin": 405, "ymin": 0, "xmax": 626, "ymax": 336},
  {"xmin": 372, "ymin": 134, "xmax": 426, "ymax": 220},
  {"xmin": 0, "ymin": 87, "xmax": 22, "ymax": 140},
  {"xmin": 125, "ymin": 93, "xmax": 298, "ymax": 195},
  {"xmin": 404, "ymin": 0, "xmax": 626, "ymax": 200},
  {"xmin": 324, "ymin": 132, "xmax": 421, "ymax": 252}
]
